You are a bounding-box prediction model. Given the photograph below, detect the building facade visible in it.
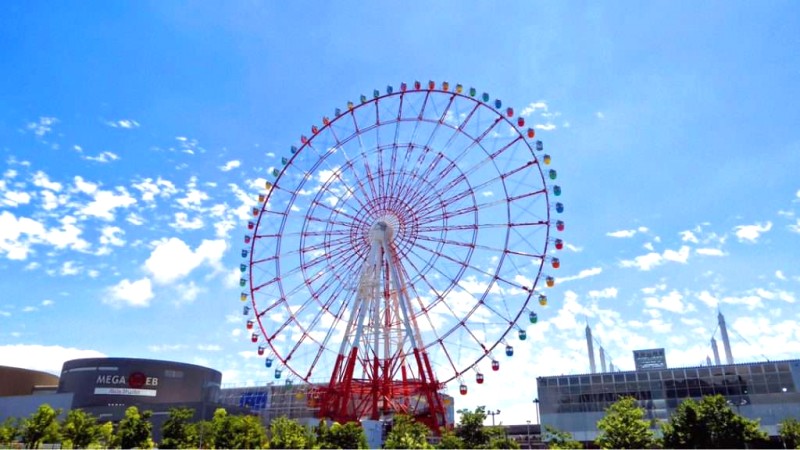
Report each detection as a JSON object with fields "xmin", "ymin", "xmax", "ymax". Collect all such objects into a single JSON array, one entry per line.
[{"xmin": 537, "ymin": 359, "xmax": 800, "ymax": 442}]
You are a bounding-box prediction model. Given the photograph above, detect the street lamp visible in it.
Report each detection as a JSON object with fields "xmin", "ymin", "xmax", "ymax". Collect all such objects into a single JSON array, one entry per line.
[
  {"xmin": 526, "ymin": 420, "xmax": 532, "ymax": 449},
  {"xmin": 487, "ymin": 409, "xmax": 501, "ymax": 426}
]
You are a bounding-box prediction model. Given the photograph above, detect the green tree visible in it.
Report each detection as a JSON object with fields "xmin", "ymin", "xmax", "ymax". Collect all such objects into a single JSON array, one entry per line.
[
  {"xmin": 543, "ymin": 425, "xmax": 582, "ymax": 450},
  {"xmin": 232, "ymin": 415, "xmax": 268, "ymax": 449},
  {"xmin": 21, "ymin": 404, "xmax": 62, "ymax": 449},
  {"xmin": 116, "ymin": 406, "xmax": 154, "ymax": 449},
  {"xmin": 382, "ymin": 414, "xmax": 433, "ymax": 449},
  {"xmin": 193, "ymin": 420, "xmax": 214, "ymax": 449},
  {"xmin": 0, "ymin": 417, "xmax": 21, "ymax": 447},
  {"xmin": 95, "ymin": 421, "xmax": 116, "ymax": 449},
  {"xmin": 779, "ymin": 417, "xmax": 800, "ymax": 449},
  {"xmin": 269, "ymin": 416, "xmax": 309, "ymax": 449},
  {"xmin": 61, "ymin": 409, "xmax": 100, "ymax": 449},
  {"xmin": 436, "ymin": 428, "xmax": 464, "ymax": 449},
  {"xmin": 316, "ymin": 421, "xmax": 368, "ymax": 449},
  {"xmin": 454, "ymin": 407, "xmax": 490, "ymax": 449},
  {"xmin": 211, "ymin": 408, "xmax": 235, "ymax": 449},
  {"xmin": 594, "ymin": 396, "xmax": 658, "ymax": 449},
  {"xmin": 661, "ymin": 395, "xmax": 767, "ymax": 448},
  {"xmin": 160, "ymin": 407, "xmax": 197, "ymax": 449}
]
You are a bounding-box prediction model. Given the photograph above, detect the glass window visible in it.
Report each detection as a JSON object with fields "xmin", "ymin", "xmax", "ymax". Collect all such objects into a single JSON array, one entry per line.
[
  {"xmin": 603, "ymin": 374, "xmax": 613, "ymax": 383},
  {"xmin": 569, "ymin": 376, "xmax": 580, "ymax": 385},
  {"xmin": 778, "ymin": 363, "xmax": 791, "ymax": 372},
  {"xmin": 591, "ymin": 375, "xmax": 601, "ymax": 384},
  {"xmin": 614, "ymin": 374, "xmax": 625, "ymax": 382},
  {"xmin": 580, "ymin": 376, "xmax": 590, "ymax": 385},
  {"xmin": 626, "ymin": 373, "xmax": 637, "ymax": 382},
  {"xmin": 661, "ymin": 370, "xmax": 673, "ymax": 380},
  {"xmin": 698, "ymin": 367, "xmax": 711, "ymax": 378},
  {"xmin": 750, "ymin": 365, "xmax": 764, "ymax": 374},
  {"xmin": 764, "ymin": 364, "xmax": 777, "ymax": 373}
]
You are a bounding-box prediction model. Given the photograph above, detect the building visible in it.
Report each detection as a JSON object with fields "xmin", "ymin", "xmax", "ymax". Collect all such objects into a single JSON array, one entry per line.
[
  {"xmin": 536, "ymin": 358, "xmax": 800, "ymax": 443},
  {"xmin": 0, "ymin": 358, "xmax": 240, "ymax": 443}
]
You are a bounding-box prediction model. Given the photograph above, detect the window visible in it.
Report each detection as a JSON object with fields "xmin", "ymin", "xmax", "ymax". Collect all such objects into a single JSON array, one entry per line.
[{"xmin": 580, "ymin": 376, "xmax": 590, "ymax": 385}]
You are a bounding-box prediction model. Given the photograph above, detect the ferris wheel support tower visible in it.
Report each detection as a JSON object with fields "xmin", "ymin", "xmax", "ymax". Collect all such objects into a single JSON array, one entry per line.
[{"xmin": 320, "ymin": 221, "xmax": 446, "ymax": 430}]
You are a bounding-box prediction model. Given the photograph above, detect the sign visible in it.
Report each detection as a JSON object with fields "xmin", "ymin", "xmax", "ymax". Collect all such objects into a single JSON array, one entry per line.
[
  {"xmin": 94, "ymin": 387, "xmax": 157, "ymax": 397},
  {"xmin": 94, "ymin": 371, "xmax": 159, "ymax": 397}
]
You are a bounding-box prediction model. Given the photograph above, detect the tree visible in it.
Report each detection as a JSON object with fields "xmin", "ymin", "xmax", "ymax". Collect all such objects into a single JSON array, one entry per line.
[
  {"xmin": 543, "ymin": 425, "xmax": 582, "ymax": 450},
  {"xmin": 160, "ymin": 407, "xmax": 198, "ymax": 449},
  {"xmin": 316, "ymin": 421, "xmax": 368, "ymax": 449},
  {"xmin": 779, "ymin": 417, "xmax": 800, "ymax": 449},
  {"xmin": 21, "ymin": 404, "xmax": 62, "ymax": 449},
  {"xmin": 96, "ymin": 421, "xmax": 116, "ymax": 449},
  {"xmin": 269, "ymin": 416, "xmax": 309, "ymax": 449},
  {"xmin": 211, "ymin": 408, "xmax": 235, "ymax": 449},
  {"xmin": 436, "ymin": 428, "xmax": 464, "ymax": 449},
  {"xmin": 594, "ymin": 396, "xmax": 658, "ymax": 449},
  {"xmin": 454, "ymin": 407, "xmax": 490, "ymax": 449},
  {"xmin": 382, "ymin": 414, "xmax": 433, "ymax": 449},
  {"xmin": 61, "ymin": 409, "xmax": 100, "ymax": 449},
  {"xmin": 661, "ymin": 395, "xmax": 767, "ymax": 448},
  {"xmin": 232, "ymin": 415, "xmax": 268, "ymax": 449},
  {"xmin": 116, "ymin": 406, "xmax": 154, "ymax": 449},
  {"xmin": 193, "ymin": 420, "xmax": 214, "ymax": 449},
  {"xmin": 0, "ymin": 417, "xmax": 21, "ymax": 447}
]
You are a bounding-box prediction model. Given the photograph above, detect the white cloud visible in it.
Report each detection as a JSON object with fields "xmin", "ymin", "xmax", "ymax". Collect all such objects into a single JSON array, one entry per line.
[
  {"xmin": 588, "ymin": 287, "xmax": 618, "ymax": 299},
  {"xmin": 2, "ymin": 190, "xmax": 32, "ymax": 207},
  {"xmin": 220, "ymin": 160, "xmax": 241, "ymax": 172},
  {"xmin": 32, "ymin": 171, "xmax": 62, "ymax": 191},
  {"xmin": 42, "ymin": 299, "xmax": 54, "ymax": 306},
  {"xmin": 534, "ymin": 123, "xmax": 557, "ymax": 131},
  {"xmin": 663, "ymin": 246, "xmax": 690, "ymax": 264},
  {"xmin": 144, "ymin": 237, "xmax": 227, "ymax": 284},
  {"xmin": 620, "ymin": 252, "xmax": 662, "ymax": 271},
  {"xmin": 734, "ymin": 222, "xmax": 772, "ymax": 243},
  {"xmin": 27, "ymin": 117, "xmax": 58, "ymax": 137},
  {"xmin": 176, "ymin": 281, "xmax": 205, "ymax": 304},
  {"xmin": 106, "ymin": 119, "xmax": 140, "ymax": 129},
  {"xmin": 606, "ymin": 229, "xmax": 637, "ymax": 238},
  {"xmin": 83, "ymin": 151, "xmax": 120, "ymax": 163},
  {"xmin": 595, "ymin": 112, "xmax": 605, "ymax": 119},
  {"xmin": 197, "ymin": 344, "xmax": 222, "ymax": 351},
  {"xmin": 171, "ymin": 212, "xmax": 204, "ymax": 230},
  {"xmin": 776, "ymin": 270, "xmax": 787, "ymax": 281},
  {"xmin": 556, "ymin": 267, "xmax": 602, "ymax": 284},
  {"xmin": 148, "ymin": 344, "xmax": 187, "ymax": 353},
  {"xmin": 620, "ymin": 245, "xmax": 690, "ymax": 271},
  {"xmin": 0, "ymin": 212, "xmax": 95, "ymax": 260},
  {"xmin": 59, "ymin": 261, "xmax": 81, "ymax": 276},
  {"xmin": 0, "ymin": 344, "xmax": 105, "ymax": 374},
  {"xmin": 679, "ymin": 230, "xmax": 699, "ymax": 243},
  {"xmin": 80, "ymin": 187, "xmax": 137, "ymax": 220},
  {"xmin": 132, "ymin": 177, "xmax": 178, "ymax": 202},
  {"xmin": 519, "ymin": 101, "xmax": 548, "ymax": 117},
  {"xmin": 696, "ymin": 291, "xmax": 718, "ymax": 308},
  {"xmin": 645, "ymin": 290, "xmax": 695, "ymax": 314},
  {"xmin": 696, "ymin": 248, "xmax": 726, "ymax": 256},
  {"xmin": 105, "ymin": 277, "xmax": 154, "ymax": 307},
  {"xmin": 99, "ymin": 226, "xmax": 126, "ymax": 247},
  {"xmin": 788, "ymin": 219, "xmax": 800, "ymax": 234}
]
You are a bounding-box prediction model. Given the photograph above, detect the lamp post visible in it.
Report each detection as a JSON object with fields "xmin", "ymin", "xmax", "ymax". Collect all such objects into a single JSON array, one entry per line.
[
  {"xmin": 487, "ymin": 409, "xmax": 501, "ymax": 427},
  {"xmin": 526, "ymin": 420, "xmax": 531, "ymax": 449},
  {"xmin": 533, "ymin": 398, "xmax": 540, "ymax": 424}
]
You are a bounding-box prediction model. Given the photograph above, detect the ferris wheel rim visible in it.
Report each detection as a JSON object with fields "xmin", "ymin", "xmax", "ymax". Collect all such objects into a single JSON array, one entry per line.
[{"xmin": 244, "ymin": 82, "xmax": 559, "ymax": 386}]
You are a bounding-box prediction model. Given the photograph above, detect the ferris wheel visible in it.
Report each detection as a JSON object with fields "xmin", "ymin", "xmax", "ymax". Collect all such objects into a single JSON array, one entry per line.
[{"xmin": 238, "ymin": 81, "xmax": 564, "ymax": 428}]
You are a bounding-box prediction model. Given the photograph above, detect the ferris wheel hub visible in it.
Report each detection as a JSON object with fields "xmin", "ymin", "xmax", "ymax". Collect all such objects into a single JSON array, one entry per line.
[{"xmin": 369, "ymin": 220, "xmax": 394, "ymax": 243}]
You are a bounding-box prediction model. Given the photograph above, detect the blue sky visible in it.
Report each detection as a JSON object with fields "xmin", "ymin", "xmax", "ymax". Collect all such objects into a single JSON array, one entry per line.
[{"xmin": 1, "ymin": 1, "xmax": 799, "ymax": 425}]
